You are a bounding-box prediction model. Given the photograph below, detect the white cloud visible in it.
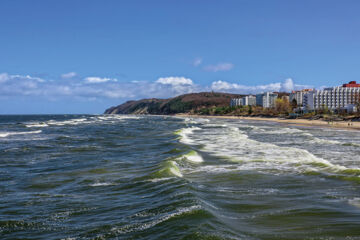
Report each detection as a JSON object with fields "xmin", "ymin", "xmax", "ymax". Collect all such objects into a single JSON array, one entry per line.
[
  {"xmin": 280, "ymin": 78, "xmax": 295, "ymax": 92},
  {"xmin": 211, "ymin": 80, "xmax": 281, "ymax": 93},
  {"xmin": 155, "ymin": 76, "xmax": 197, "ymax": 96},
  {"xmin": 61, "ymin": 72, "xmax": 77, "ymax": 79},
  {"xmin": 0, "ymin": 72, "xmax": 313, "ymax": 102},
  {"xmin": 203, "ymin": 63, "xmax": 234, "ymax": 72},
  {"xmin": 11, "ymin": 74, "xmax": 45, "ymax": 82},
  {"xmin": 211, "ymin": 78, "xmax": 311, "ymax": 94},
  {"xmin": 192, "ymin": 58, "xmax": 202, "ymax": 67},
  {"xmin": 84, "ymin": 77, "xmax": 117, "ymax": 83},
  {"xmin": 0, "ymin": 73, "xmax": 9, "ymax": 83},
  {"xmin": 156, "ymin": 76, "xmax": 193, "ymax": 86}
]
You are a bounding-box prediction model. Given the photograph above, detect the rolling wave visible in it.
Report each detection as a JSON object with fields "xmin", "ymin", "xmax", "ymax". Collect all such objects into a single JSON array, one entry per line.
[{"xmin": 0, "ymin": 130, "xmax": 42, "ymax": 138}]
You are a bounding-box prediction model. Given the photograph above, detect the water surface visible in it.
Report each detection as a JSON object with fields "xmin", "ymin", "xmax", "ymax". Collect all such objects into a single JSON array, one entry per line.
[{"xmin": 1, "ymin": 115, "xmax": 360, "ymax": 239}]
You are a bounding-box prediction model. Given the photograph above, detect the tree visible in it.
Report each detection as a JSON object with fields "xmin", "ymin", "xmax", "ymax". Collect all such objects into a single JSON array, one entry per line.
[
  {"xmin": 275, "ymin": 98, "xmax": 292, "ymax": 114},
  {"xmin": 291, "ymin": 99, "xmax": 298, "ymax": 109},
  {"xmin": 248, "ymin": 105, "xmax": 253, "ymax": 115}
]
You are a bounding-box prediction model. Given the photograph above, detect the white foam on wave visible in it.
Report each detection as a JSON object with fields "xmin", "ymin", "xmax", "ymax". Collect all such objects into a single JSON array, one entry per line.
[
  {"xmin": 89, "ymin": 182, "xmax": 115, "ymax": 187},
  {"xmin": 261, "ymin": 127, "xmax": 311, "ymax": 135},
  {"xmin": 180, "ymin": 150, "xmax": 204, "ymax": 163},
  {"xmin": 175, "ymin": 127, "xmax": 201, "ymax": 145},
  {"xmin": 47, "ymin": 118, "xmax": 89, "ymax": 126},
  {"xmin": 25, "ymin": 122, "xmax": 49, "ymax": 128},
  {"xmin": 148, "ymin": 177, "xmax": 174, "ymax": 183},
  {"xmin": 97, "ymin": 115, "xmax": 140, "ymax": 121},
  {"xmin": 309, "ymin": 137, "xmax": 342, "ymax": 145},
  {"xmin": 0, "ymin": 130, "xmax": 42, "ymax": 138},
  {"xmin": 178, "ymin": 122, "xmax": 360, "ymax": 176},
  {"xmin": 348, "ymin": 198, "xmax": 360, "ymax": 208},
  {"xmin": 110, "ymin": 205, "xmax": 201, "ymax": 234},
  {"xmin": 169, "ymin": 161, "xmax": 183, "ymax": 177}
]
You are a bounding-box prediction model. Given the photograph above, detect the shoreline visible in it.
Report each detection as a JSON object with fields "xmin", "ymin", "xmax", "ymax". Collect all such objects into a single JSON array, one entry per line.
[{"xmin": 174, "ymin": 114, "xmax": 360, "ymax": 131}]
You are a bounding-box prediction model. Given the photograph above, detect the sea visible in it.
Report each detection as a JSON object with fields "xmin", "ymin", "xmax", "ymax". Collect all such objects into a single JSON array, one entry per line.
[{"xmin": 1, "ymin": 114, "xmax": 360, "ymax": 240}]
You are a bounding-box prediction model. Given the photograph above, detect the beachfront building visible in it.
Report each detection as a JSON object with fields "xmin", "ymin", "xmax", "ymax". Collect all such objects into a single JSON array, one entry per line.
[
  {"xmin": 230, "ymin": 95, "xmax": 256, "ymax": 107},
  {"xmin": 303, "ymin": 81, "xmax": 360, "ymax": 112},
  {"xmin": 289, "ymin": 89, "xmax": 313, "ymax": 106},
  {"xmin": 230, "ymin": 98, "xmax": 242, "ymax": 107},
  {"xmin": 242, "ymin": 95, "xmax": 256, "ymax": 106},
  {"xmin": 256, "ymin": 92, "xmax": 278, "ymax": 108}
]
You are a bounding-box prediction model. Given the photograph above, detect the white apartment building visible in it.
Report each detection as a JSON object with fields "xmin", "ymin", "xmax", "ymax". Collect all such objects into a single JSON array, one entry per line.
[
  {"xmin": 289, "ymin": 89, "xmax": 313, "ymax": 106},
  {"xmin": 242, "ymin": 95, "xmax": 256, "ymax": 106},
  {"xmin": 230, "ymin": 95, "xmax": 256, "ymax": 107},
  {"xmin": 256, "ymin": 92, "xmax": 278, "ymax": 108},
  {"xmin": 230, "ymin": 98, "xmax": 242, "ymax": 107},
  {"xmin": 303, "ymin": 81, "xmax": 360, "ymax": 111}
]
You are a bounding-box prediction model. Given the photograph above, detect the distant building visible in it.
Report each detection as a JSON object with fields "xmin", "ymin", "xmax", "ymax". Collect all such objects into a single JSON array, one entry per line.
[
  {"xmin": 230, "ymin": 98, "xmax": 242, "ymax": 107},
  {"xmin": 242, "ymin": 95, "xmax": 256, "ymax": 106},
  {"xmin": 256, "ymin": 92, "xmax": 278, "ymax": 108},
  {"xmin": 303, "ymin": 81, "xmax": 360, "ymax": 112},
  {"xmin": 281, "ymin": 95, "xmax": 290, "ymax": 102},
  {"xmin": 230, "ymin": 95, "xmax": 256, "ymax": 107},
  {"xmin": 289, "ymin": 89, "xmax": 313, "ymax": 106}
]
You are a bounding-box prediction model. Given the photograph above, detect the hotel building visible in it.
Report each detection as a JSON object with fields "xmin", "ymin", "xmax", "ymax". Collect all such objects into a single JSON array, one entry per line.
[
  {"xmin": 289, "ymin": 89, "xmax": 313, "ymax": 106},
  {"xmin": 303, "ymin": 81, "xmax": 360, "ymax": 112}
]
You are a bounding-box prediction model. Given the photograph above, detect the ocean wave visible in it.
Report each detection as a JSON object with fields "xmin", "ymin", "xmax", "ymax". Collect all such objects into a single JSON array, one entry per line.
[
  {"xmin": 110, "ymin": 205, "xmax": 201, "ymax": 234},
  {"xmin": 349, "ymin": 198, "xmax": 360, "ymax": 208},
  {"xmin": 153, "ymin": 160, "xmax": 183, "ymax": 178},
  {"xmin": 260, "ymin": 127, "xmax": 311, "ymax": 136},
  {"xmin": 0, "ymin": 130, "xmax": 42, "ymax": 138},
  {"xmin": 96, "ymin": 115, "xmax": 140, "ymax": 121},
  {"xmin": 174, "ymin": 127, "xmax": 201, "ymax": 145},
  {"xmin": 47, "ymin": 118, "xmax": 89, "ymax": 126},
  {"xmin": 309, "ymin": 137, "xmax": 342, "ymax": 145},
  {"xmin": 25, "ymin": 122, "xmax": 49, "ymax": 128},
  {"xmin": 178, "ymin": 122, "xmax": 360, "ymax": 179},
  {"xmin": 178, "ymin": 150, "xmax": 204, "ymax": 163},
  {"xmin": 89, "ymin": 182, "xmax": 115, "ymax": 187}
]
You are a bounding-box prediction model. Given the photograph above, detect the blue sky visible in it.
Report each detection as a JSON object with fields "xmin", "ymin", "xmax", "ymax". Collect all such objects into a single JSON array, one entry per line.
[{"xmin": 1, "ymin": 0, "xmax": 360, "ymax": 114}]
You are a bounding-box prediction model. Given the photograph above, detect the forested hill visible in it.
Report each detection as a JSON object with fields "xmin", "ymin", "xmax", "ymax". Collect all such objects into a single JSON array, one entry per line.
[{"xmin": 104, "ymin": 92, "xmax": 244, "ymax": 114}]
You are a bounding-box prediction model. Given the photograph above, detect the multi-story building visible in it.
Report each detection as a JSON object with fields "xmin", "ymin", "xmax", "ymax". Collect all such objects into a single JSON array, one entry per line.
[
  {"xmin": 303, "ymin": 81, "xmax": 360, "ymax": 112},
  {"xmin": 256, "ymin": 92, "xmax": 278, "ymax": 108},
  {"xmin": 230, "ymin": 98, "xmax": 242, "ymax": 107},
  {"xmin": 289, "ymin": 89, "xmax": 313, "ymax": 106},
  {"xmin": 242, "ymin": 95, "xmax": 256, "ymax": 106},
  {"xmin": 230, "ymin": 95, "xmax": 256, "ymax": 107}
]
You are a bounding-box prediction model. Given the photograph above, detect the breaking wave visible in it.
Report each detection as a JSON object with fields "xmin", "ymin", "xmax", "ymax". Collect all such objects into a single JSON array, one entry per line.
[{"xmin": 0, "ymin": 130, "xmax": 42, "ymax": 138}]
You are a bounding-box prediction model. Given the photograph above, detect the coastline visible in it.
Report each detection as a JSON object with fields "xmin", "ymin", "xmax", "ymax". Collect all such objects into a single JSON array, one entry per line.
[{"xmin": 174, "ymin": 114, "xmax": 360, "ymax": 131}]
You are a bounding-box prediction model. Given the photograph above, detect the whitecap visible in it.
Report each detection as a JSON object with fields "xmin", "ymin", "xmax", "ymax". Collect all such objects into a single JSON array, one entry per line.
[
  {"xmin": 25, "ymin": 122, "xmax": 49, "ymax": 128},
  {"xmin": 89, "ymin": 182, "xmax": 115, "ymax": 187},
  {"xmin": 180, "ymin": 150, "xmax": 204, "ymax": 163},
  {"xmin": 349, "ymin": 198, "xmax": 360, "ymax": 208},
  {"xmin": 0, "ymin": 130, "xmax": 42, "ymax": 138},
  {"xmin": 174, "ymin": 127, "xmax": 201, "ymax": 145}
]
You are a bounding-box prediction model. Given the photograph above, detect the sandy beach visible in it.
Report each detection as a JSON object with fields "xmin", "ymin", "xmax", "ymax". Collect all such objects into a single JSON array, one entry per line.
[{"xmin": 175, "ymin": 114, "xmax": 360, "ymax": 131}]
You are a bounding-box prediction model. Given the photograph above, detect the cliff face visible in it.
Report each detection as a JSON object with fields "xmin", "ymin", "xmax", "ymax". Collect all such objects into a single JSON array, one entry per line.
[{"xmin": 104, "ymin": 92, "xmax": 244, "ymax": 114}]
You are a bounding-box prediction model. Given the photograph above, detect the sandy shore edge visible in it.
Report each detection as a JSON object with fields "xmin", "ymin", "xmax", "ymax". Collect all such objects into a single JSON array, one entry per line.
[{"xmin": 174, "ymin": 114, "xmax": 360, "ymax": 131}]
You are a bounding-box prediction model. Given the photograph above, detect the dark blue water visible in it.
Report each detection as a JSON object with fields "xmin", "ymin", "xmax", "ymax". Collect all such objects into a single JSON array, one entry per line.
[{"xmin": 1, "ymin": 115, "xmax": 360, "ymax": 239}]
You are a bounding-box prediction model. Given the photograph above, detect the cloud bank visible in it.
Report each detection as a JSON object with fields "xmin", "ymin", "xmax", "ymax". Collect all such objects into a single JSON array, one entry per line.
[
  {"xmin": 210, "ymin": 78, "xmax": 309, "ymax": 94},
  {"xmin": 0, "ymin": 72, "xmax": 311, "ymax": 101}
]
